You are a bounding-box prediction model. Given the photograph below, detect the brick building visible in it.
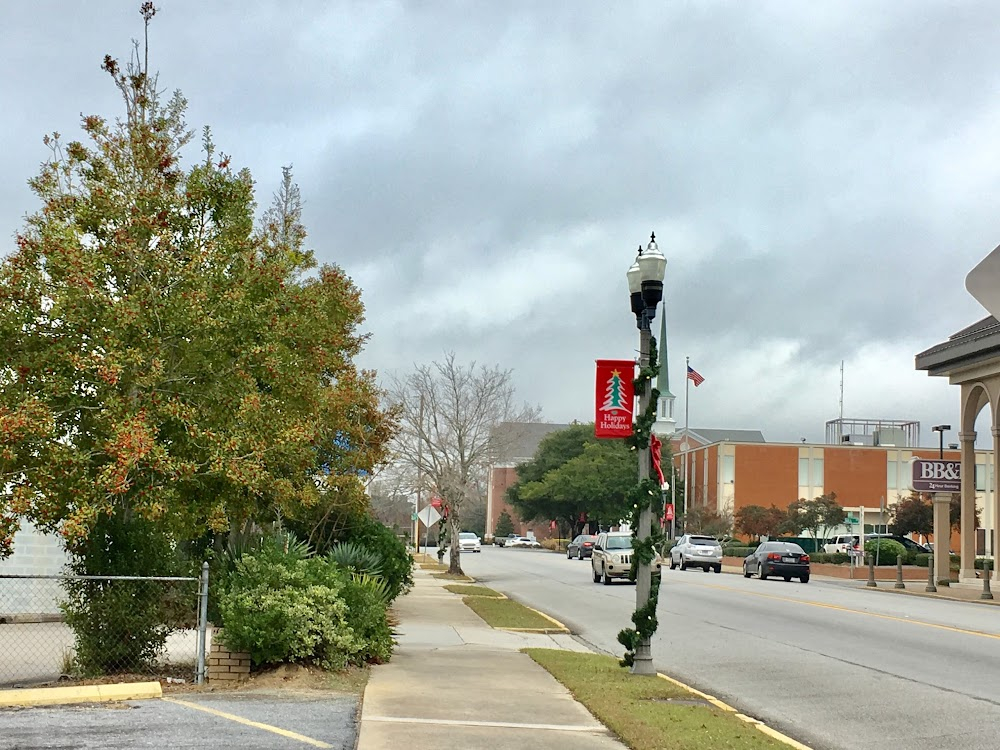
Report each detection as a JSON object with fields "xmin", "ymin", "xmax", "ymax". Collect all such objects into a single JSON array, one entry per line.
[
  {"xmin": 485, "ymin": 421, "xmax": 571, "ymax": 541},
  {"xmin": 672, "ymin": 424, "xmax": 993, "ymax": 553}
]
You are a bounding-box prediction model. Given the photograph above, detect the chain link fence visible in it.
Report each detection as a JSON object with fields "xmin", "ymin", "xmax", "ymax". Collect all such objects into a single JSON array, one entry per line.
[{"xmin": 0, "ymin": 565, "xmax": 209, "ymax": 688}]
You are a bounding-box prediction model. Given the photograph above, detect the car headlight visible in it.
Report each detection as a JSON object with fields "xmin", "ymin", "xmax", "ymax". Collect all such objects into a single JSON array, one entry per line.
[{"xmin": 612, "ymin": 554, "xmax": 621, "ymax": 564}]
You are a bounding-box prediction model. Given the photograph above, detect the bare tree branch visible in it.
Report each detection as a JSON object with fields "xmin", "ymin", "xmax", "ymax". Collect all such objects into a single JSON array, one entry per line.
[{"xmin": 386, "ymin": 353, "xmax": 540, "ymax": 574}]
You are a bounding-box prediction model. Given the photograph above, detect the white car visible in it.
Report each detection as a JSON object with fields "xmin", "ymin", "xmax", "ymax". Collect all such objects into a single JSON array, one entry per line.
[
  {"xmin": 822, "ymin": 535, "xmax": 859, "ymax": 554},
  {"xmin": 669, "ymin": 534, "xmax": 723, "ymax": 573},
  {"xmin": 591, "ymin": 531, "xmax": 664, "ymax": 584},
  {"xmin": 458, "ymin": 532, "xmax": 481, "ymax": 553},
  {"xmin": 506, "ymin": 536, "xmax": 541, "ymax": 548}
]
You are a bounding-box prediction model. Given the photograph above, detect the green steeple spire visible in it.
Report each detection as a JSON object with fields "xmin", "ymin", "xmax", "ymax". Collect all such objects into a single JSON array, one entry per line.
[{"xmin": 658, "ymin": 302, "xmax": 673, "ymax": 398}]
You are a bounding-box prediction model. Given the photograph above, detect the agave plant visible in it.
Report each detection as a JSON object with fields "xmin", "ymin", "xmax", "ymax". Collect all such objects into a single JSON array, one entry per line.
[
  {"xmin": 327, "ymin": 541, "xmax": 384, "ymax": 578},
  {"xmin": 349, "ymin": 572, "xmax": 393, "ymax": 606},
  {"xmin": 224, "ymin": 525, "xmax": 314, "ymax": 571}
]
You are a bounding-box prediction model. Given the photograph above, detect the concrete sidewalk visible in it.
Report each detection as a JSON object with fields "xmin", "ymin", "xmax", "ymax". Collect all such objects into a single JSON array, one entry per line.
[{"xmin": 356, "ymin": 568, "xmax": 628, "ymax": 750}]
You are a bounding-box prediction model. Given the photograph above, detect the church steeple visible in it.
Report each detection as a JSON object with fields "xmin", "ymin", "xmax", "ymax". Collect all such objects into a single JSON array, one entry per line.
[{"xmin": 653, "ymin": 245, "xmax": 676, "ymax": 437}]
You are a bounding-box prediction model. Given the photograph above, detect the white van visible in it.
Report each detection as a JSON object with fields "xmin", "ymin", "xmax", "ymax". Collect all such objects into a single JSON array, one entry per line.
[{"xmin": 823, "ymin": 535, "xmax": 859, "ymax": 554}]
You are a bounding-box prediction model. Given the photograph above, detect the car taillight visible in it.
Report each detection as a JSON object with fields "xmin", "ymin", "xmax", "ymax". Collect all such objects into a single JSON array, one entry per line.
[
  {"xmin": 767, "ymin": 553, "xmax": 781, "ymax": 561},
  {"xmin": 800, "ymin": 555, "xmax": 810, "ymax": 563}
]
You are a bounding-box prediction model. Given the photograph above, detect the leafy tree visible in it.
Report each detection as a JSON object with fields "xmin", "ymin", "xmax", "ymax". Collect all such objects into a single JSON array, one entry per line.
[
  {"xmin": 889, "ymin": 494, "xmax": 933, "ymax": 538},
  {"xmin": 0, "ymin": 11, "xmax": 392, "ymax": 557},
  {"xmin": 785, "ymin": 493, "xmax": 845, "ymax": 552},
  {"xmin": 682, "ymin": 507, "xmax": 732, "ymax": 539},
  {"xmin": 494, "ymin": 511, "xmax": 515, "ymax": 538},
  {"xmin": 889, "ymin": 493, "xmax": 979, "ymax": 540},
  {"xmin": 387, "ymin": 354, "xmax": 538, "ymax": 575},
  {"xmin": 507, "ymin": 423, "xmax": 674, "ymax": 535},
  {"xmin": 734, "ymin": 504, "xmax": 788, "ymax": 540},
  {"xmin": 950, "ymin": 493, "xmax": 980, "ymax": 533}
]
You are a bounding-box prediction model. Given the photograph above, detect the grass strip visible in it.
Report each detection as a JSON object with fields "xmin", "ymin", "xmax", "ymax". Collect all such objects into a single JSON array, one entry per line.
[
  {"xmin": 444, "ymin": 584, "xmax": 503, "ymax": 597},
  {"xmin": 419, "ymin": 563, "xmax": 449, "ymax": 571},
  {"xmin": 463, "ymin": 596, "xmax": 559, "ymax": 630},
  {"xmin": 525, "ymin": 649, "xmax": 785, "ymax": 750},
  {"xmin": 432, "ymin": 572, "xmax": 473, "ymax": 581}
]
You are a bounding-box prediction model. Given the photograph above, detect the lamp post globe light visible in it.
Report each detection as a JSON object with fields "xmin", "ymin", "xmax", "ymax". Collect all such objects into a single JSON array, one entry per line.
[{"xmin": 627, "ymin": 233, "xmax": 667, "ymax": 676}]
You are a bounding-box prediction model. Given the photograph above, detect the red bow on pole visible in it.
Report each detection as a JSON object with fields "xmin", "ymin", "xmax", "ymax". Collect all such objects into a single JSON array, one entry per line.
[{"xmin": 650, "ymin": 434, "xmax": 665, "ymax": 485}]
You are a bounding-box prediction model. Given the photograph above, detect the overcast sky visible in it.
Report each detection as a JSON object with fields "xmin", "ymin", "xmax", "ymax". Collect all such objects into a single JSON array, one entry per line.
[{"xmin": 3, "ymin": 1, "xmax": 999, "ymax": 447}]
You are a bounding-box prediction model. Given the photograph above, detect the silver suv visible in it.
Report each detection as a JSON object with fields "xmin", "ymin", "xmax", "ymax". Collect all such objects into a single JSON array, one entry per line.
[
  {"xmin": 591, "ymin": 531, "xmax": 663, "ymax": 585},
  {"xmin": 670, "ymin": 534, "xmax": 723, "ymax": 573}
]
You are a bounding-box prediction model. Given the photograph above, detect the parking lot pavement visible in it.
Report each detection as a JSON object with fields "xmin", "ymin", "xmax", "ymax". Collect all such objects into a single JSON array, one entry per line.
[{"xmin": 0, "ymin": 690, "xmax": 360, "ymax": 749}]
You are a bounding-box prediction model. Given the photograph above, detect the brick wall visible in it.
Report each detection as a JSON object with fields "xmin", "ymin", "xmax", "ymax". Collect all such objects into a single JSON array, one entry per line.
[{"xmin": 207, "ymin": 635, "xmax": 251, "ymax": 683}]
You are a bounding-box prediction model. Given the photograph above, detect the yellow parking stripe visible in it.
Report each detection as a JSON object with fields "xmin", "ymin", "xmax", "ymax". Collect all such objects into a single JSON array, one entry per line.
[
  {"xmin": 162, "ymin": 697, "xmax": 333, "ymax": 748},
  {"xmin": 681, "ymin": 580, "xmax": 1000, "ymax": 640}
]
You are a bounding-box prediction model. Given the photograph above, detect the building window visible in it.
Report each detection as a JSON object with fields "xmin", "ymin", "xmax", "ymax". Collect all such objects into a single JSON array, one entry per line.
[
  {"xmin": 976, "ymin": 464, "xmax": 986, "ymax": 492},
  {"xmin": 798, "ymin": 458, "xmax": 809, "ymax": 486},
  {"xmin": 721, "ymin": 455, "xmax": 735, "ymax": 485},
  {"xmin": 812, "ymin": 458, "xmax": 823, "ymax": 488},
  {"xmin": 887, "ymin": 461, "xmax": 897, "ymax": 490}
]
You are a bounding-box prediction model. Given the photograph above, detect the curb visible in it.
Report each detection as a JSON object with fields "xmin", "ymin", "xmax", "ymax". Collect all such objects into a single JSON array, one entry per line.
[
  {"xmin": 856, "ymin": 584, "xmax": 1000, "ymax": 606},
  {"xmin": 0, "ymin": 681, "xmax": 163, "ymax": 708},
  {"xmin": 656, "ymin": 673, "xmax": 812, "ymax": 750}
]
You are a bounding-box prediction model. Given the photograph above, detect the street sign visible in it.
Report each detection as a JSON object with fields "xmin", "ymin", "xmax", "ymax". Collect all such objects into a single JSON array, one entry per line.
[
  {"xmin": 417, "ymin": 505, "xmax": 442, "ymax": 528},
  {"xmin": 411, "ymin": 512, "xmax": 418, "ymax": 521},
  {"xmin": 845, "ymin": 516, "xmax": 858, "ymax": 524},
  {"xmin": 664, "ymin": 504, "xmax": 675, "ymax": 521}
]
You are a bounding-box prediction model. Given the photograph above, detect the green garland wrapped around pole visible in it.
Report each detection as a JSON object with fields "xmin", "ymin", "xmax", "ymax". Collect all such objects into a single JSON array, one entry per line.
[{"xmin": 617, "ymin": 335, "xmax": 664, "ymax": 672}]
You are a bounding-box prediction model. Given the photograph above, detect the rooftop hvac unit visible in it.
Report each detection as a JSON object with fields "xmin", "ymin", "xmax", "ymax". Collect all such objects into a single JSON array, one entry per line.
[
  {"xmin": 841, "ymin": 434, "xmax": 874, "ymax": 446},
  {"xmin": 873, "ymin": 428, "xmax": 907, "ymax": 447}
]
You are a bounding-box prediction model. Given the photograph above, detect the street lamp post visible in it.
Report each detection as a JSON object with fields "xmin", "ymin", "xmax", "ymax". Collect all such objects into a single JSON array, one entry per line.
[
  {"xmin": 626, "ymin": 233, "xmax": 666, "ymax": 676},
  {"xmin": 932, "ymin": 424, "xmax": 951, "ymax": 460}
]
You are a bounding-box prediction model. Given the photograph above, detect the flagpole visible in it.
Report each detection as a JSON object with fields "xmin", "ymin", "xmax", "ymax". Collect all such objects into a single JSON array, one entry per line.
[{"xmin": 683, "ymin": 355, "xmax": 690, "ymax": 534}]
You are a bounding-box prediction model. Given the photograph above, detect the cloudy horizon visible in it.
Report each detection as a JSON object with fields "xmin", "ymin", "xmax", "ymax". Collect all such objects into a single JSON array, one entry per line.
[{"xmin": 3, "ymin": 1, "xmax": 999, "ymax": 448}]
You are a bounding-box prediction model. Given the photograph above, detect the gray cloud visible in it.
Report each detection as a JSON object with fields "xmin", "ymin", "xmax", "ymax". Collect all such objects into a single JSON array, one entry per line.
[{"xmin": 3, "ymin": 0, "xmax": 999, "ymax": 447}]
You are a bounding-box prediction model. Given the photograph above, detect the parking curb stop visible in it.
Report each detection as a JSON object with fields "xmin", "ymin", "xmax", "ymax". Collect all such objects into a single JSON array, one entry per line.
[{"xmin": 0, "ymin": 681, "xmax": 162, "ymax": 708}]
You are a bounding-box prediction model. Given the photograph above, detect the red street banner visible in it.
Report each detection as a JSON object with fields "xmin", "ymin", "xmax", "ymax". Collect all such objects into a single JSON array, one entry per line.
[
  {"xmin": 595, "ymin": 359, "xmax": 635, "ymax": 438},
  {"xmin": 664, "ymin": 504, "xmax": 674, "ymax": 521}
]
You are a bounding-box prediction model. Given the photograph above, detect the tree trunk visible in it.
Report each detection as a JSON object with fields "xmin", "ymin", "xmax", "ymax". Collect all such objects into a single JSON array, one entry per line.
[{"xmin": 448, "ymin": 512, "xmax": 463, "ymax": 575}]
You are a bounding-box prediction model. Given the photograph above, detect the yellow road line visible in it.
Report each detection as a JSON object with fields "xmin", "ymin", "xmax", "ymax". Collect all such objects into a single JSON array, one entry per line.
[
  {"xmin": 684, "ymin": 580, "xmax": 1000, "ymax": 641},
  {"xmin": 162, "ymin": 697, "xmax": 332, "ymax": 748}
]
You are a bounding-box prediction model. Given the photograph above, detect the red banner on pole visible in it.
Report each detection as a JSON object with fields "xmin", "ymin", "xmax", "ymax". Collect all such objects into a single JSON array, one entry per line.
[
  {"xmin": 595, "ymin": 359, "xmax": 635, "ymax": 438},
  {"xmin": 664, "ymin": 504, "xmax": 674, "ymax": 521}
]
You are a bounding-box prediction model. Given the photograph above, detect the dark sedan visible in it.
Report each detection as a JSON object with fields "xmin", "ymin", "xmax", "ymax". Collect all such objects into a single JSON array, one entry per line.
[
  {"xmin": 743, "ymin": 541, "xmax": 811, "ymax": 583},
  {"xmin": 567, "ymin": 534, "xmax": 597, "ymax": 560}
]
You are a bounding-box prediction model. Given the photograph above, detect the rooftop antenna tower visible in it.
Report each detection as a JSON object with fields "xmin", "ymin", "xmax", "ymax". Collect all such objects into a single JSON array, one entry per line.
[{"xmin": 839, "ymin": 360, "xmax": 844, "ymax": 423}]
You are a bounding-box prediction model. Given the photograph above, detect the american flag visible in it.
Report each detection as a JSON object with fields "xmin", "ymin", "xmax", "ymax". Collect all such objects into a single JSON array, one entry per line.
[{"xmin": 687, "ymin": 365, "xmax": 705, "ymax": 386}]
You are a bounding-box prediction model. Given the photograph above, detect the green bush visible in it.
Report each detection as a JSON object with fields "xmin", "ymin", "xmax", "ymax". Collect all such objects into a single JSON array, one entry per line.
[
  {"xmin": 61, "ymin": 514, "xmax": 185, "ymax": 676},
  {"xmin": 864, "ymin": 539, "xmax": 906, "ymax": 564},
  {"xmin": 340, "ymin": 574, "xmax": 394, "ymax": 664},
  {"xmin": 913, "ymin": 553, "xmax": 931, "ymax": 567},
  {"xmin": 341, "ymin": 513, "xmax": 413, "ymax": 602},
  {"xmin": 722, "ymin": 546, "xmax": 756, "ymax": 558},
  {"xmin": 219, "ymin": 547, "xmax": 361, "ymax": 670},
  {"xmin": 809, "ymin": 552, "xmax": 850, "ymax": 565}
]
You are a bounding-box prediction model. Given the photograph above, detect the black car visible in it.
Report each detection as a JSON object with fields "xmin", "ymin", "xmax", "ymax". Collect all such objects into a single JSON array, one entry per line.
[
  {"xmin": 866, "ymin": 534, "xmax": 931, "ymax": 554},
  {"xmin": 743, "ymin": 541, "xmax": 811, "ymax": 583},
  {"xmin": 567, "ymin": 534, "xmax": 597, "ymax": 560}
]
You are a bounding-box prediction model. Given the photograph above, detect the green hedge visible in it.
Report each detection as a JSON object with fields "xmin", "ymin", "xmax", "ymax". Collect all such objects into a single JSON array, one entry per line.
[{"xmin": 722, "ymin": 546, "xmax": 756, "ymax": 558}]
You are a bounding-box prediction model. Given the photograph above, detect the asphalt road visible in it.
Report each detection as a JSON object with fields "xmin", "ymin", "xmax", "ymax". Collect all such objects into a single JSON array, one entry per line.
[
  {"xmin": 456, "ymin": 546, "xmax": 1000, "ymax": 750},
  {"xmin": 0, "ymin": 691, "xmax": 359, "ymax": 749}
]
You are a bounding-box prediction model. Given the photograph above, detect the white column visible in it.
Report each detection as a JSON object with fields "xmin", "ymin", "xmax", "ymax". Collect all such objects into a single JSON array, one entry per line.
[
  {"xmin": 933, "ymin": 493, "xmax": 952, "ymax": 586},
  {"xmin": 961, "ymin": 431, "xmax": 978, "ymax": 580}
]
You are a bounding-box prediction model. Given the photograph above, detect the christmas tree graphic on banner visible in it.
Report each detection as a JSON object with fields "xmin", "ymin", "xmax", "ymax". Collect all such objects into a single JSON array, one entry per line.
[
  {"xmin": 594, "ymin": 359, "xmax": 635, "ymax": 438},
  {"xmin": 602, "ymin": 369, "xmax": 627, "ymax": 412}
]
